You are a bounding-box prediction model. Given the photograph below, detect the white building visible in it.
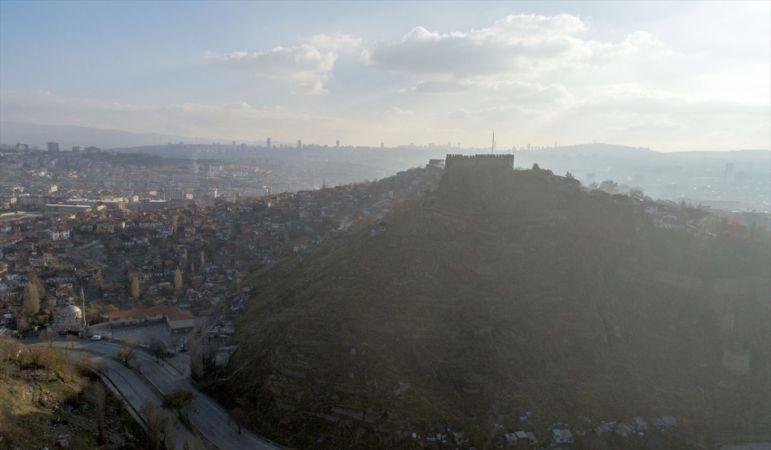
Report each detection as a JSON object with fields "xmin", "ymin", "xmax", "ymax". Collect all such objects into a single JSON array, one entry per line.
[
  {"xmin": 53, "ymin": 304, "xmax": 84, "ymax": 333},
  {"xmin": 48, "ymin": 228, "xmax": 71, "ymax": 241}
]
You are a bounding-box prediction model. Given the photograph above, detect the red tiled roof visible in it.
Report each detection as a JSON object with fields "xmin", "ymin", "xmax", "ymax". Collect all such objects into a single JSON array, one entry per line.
[
  {"xmin": 167, "ymin": 309, "xmax": 193, "ymax": 322},
  {"xmin": 107, "ymin": 305, "xmax": 192, "ymax": 321}
]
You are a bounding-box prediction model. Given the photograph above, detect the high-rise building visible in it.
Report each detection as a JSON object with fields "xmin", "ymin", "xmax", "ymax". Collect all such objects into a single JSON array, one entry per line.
[
  {"xmin": 47, "ymin": 142, "xmax": 59, "ymax": 152},
  {"xmin": 267, "ymin": 137, "xmax": 271, "ymax": 148},
  {"xmin": 297, "ymin": 139, "xmax": 302, "ymax": 149},
  {"xmin": 336, "ymin": 139, "xmax": 340, "ymax": 148}
]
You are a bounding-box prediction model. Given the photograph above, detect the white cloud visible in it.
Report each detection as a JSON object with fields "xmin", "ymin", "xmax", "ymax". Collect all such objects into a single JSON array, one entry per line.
[
  {"xmin": 412, "ymin": 79, "xmax": 471, "ymax": 93},
  {"xmin": 205, "ymin": 44, "xmax": 335, "ymax": 95},
  {"xmin": 2, "ymin": 9, "xmax": 767, "ymax": 152},
  {"xmin": 307, "ymin": 33, "xmax": 362, "ymax": 51},
  {"xmin": 366, "ymin": 14, "xmax": 670, "ymax": 79},
  {"xmin": 204, "ymin": 33, "xmax": 365, "ymax": 95}
]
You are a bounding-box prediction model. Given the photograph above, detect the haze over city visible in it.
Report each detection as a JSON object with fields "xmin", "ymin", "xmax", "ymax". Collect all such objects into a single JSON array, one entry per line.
[
  {"xmin": 1, "ymin": 1, "xmax": 769, "ymax": 150},
  {"xmin": 0, "ymin": 2, "xmax": 770, "ymax": 450}
]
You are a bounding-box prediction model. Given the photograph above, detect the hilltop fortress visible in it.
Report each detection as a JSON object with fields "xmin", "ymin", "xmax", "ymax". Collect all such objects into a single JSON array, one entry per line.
[{"xmin": 444, "ymin": 153, "xmax": 514, "ymax": 172}]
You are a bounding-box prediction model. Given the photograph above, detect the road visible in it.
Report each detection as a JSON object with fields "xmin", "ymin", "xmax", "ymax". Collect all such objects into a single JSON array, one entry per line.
[
  {"xmin": 89, "ymin": 354, "xmax": 196, "ymax": 449},
  {"xmin": 42, "ymin": 339, "xmax": 280, "ymax": 450}
]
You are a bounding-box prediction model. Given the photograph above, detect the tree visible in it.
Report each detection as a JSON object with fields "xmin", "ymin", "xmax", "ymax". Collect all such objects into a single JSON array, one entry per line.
[
  {"xmin": 43, "ymin": 328, "xmax": 56, "ymax": 347},
  {"xmin": 183, "ymin": 437, "xmax": 206, "ymax": 450},
  {"xmin": 27, "ymin": 269, "xmax": 45, "ymax": 295},
  {"xmin": 163, "ymin": 416, "xmax": 176, "ymax": 450},
  {"xmin": 187, "ymin": 329, "xmax": 206, "ymax": 380},
  {"xmin": 173, "ymin": 268, "xmax": 183, "ymax": 292},
  {"xmin": 93, "ymin": 269, "xmax": 105, "ymax": 292},
  {"xmin": 130, "ymin": 275, "xmax": 141, "ymax": 301},
  {"xmin": 88, "ymin": 381, "xmax": 106, "ymax": 443},
  {"xmin": 116, "ymin": 338, "xmax": 136, "ymax": 367},
  {"xmin": 66, "ymin": 333, "xmax": 78, "ymax": 352},
  {"xmin": 144, "ymin": 399, "xmax": 168, "ymax": 450},
  {"xmin": 162, "ymin": 389, "xmax": 195, "ymax": 425},
  {"xmin": 599, "ymin": 179, "xmax": 619, "ymax": 194},
  {"xmin": 23, "ymin": 282, "xmax": 40, "ymax": 316},
  {"xmin": 148, "ymin": 338, "xmax": 169, "ymax": 362},
  {"xmin": 231, "ymin": 407, "xmax": 249, "ymax": 435}
]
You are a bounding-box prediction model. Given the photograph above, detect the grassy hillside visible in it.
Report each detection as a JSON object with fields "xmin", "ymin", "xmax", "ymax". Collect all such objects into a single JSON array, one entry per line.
[
  {"xmin": 215, "ymin": 167, "xmax": 770, "ymax": 449},
  {"xmin": 0, "ymin": 338, "xmax": 147, "ymax": 449}
]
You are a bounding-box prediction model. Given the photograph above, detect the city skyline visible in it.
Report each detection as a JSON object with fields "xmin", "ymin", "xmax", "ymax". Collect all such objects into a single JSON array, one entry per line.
[{"xmin": 1, "ymin": 1, "xmax": 769, "ymax": 151}]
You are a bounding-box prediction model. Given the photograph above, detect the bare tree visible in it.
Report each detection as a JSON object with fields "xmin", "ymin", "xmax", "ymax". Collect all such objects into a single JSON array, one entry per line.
[
  {"xmin": 116, "ymin": 337, "xmax": 136, "ymax": 367},
  {"xmin": 23, "ymin": 282, "xmax": 40, "ymax": 316},
  {"xmin": 65, "ymin": 333, "xmax": 77, "ymax": 351},
  {"xmin": 187, "ymin": 330, "xmax": 206, "ymax": 380},
  {"xmin": 162, "ymin": 389, "xmax": 195, "ymax": 424},
  {"xmin": 93, "ymin": 269, "xmax": 106, "ymax": 292},
  {"xmin": 163, "ymin": 415, "xmax": 176, "ymax": 450},
  {"xmin": 183, "ymin": 436, "xmax": 206, "ymax": 450},
  {"xmin": 174, "ymin": 268, "xmax": 183, "ymax": 292},
  {"xmin": 130, "ymin": 275, "xmax": 141, "ymax": 302},
  {"xmin": 231, "ymin": 407, "xmax": 249, "ymax": 435},
  {"xmin": 144, "ymin": 399, "xmax": 166, "ymax": 450},
  {"xmin": 89, "ymin": 381, "xmax": 106, "ymax": 443},
  {"xmin": 43, "ymin": 328, "xmax": 56, "ymax": 347},
  {"xmin": 27, "ymin": 269, "xmax": 45, "ymax": 295}
]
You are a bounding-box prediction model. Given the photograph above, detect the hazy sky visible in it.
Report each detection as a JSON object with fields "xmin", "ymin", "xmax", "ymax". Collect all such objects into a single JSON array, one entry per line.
[{"xmin": 1, "ymin": 1, "xmax": 769, "ymax": 151}]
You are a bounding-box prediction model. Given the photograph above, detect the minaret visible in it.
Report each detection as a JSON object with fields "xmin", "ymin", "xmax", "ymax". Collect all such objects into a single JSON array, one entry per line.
[{"xmin": 80, "ymin": 287, "xmax": 87, "ymax": 327}]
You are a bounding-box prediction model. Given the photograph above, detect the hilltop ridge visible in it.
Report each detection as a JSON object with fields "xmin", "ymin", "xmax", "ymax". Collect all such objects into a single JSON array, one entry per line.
[{"xmin": 214, "ymin": 160, "xmax": 770, "ymax": 449}]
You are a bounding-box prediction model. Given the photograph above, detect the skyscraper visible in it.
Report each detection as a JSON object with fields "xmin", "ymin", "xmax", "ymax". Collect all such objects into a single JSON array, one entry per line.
[
  {"xmin": 267, "ymin": 137, "xmax": 272, "ymax": 148},
  {"xmin": 297, "ymin": 139, "xmax": 302, "ymax": 149},
  {"xmin": 336, "ymin": 139, "xmax": 340, "ymax": 148},
  {"xmin": 47, "ymin": 142, "xmax": 59, "ymax": 152}
]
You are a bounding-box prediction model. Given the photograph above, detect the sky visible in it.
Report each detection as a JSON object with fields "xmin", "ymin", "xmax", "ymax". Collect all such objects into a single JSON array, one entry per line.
[{"xmin": 0, "ymin": 1, "xmax": 769, "ymax": 151}]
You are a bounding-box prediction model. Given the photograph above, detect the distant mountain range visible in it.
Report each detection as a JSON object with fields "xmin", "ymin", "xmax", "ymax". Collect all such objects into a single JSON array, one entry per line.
[
  {"xmin": 0, "ymin": 121, "xmax": 207, "ymax": 149},
  {"xmin": 2, "ymin": 121, "xmax": 767, "ymax": 155}
]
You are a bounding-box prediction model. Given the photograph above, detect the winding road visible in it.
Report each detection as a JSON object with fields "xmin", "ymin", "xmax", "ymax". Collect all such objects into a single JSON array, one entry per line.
[{"xmin": 39, "ymin": 339, "xmax": 280, "ymax": 450}]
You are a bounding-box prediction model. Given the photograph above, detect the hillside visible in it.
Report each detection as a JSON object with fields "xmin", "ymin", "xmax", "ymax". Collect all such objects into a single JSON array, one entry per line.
[
  {"xmin": 215, "ymin": 163, "xmax": 770, "ymax": 449},
  {"xmin": 0, "ymin": 338, "xmax": 147, "ymax": 449}
]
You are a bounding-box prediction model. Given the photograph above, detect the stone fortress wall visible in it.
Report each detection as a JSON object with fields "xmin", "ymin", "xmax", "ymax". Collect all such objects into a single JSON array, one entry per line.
[{"xmin": 444, "ymin": 154, "xmax": 514, "ymax": 172}]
